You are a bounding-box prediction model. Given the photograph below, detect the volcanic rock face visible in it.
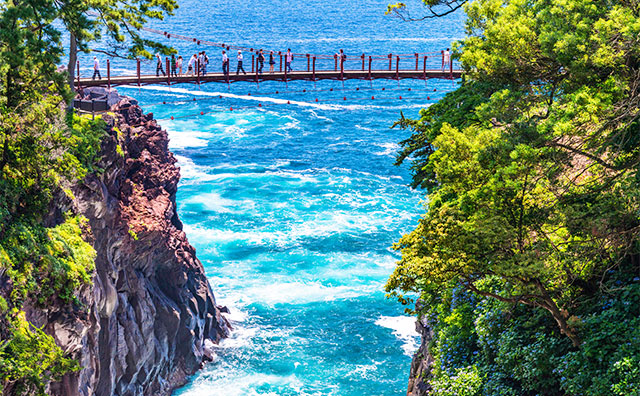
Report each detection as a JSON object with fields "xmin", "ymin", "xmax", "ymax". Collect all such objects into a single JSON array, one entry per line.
[
  {"xmin": 406, "ymin": 315, "xmax": 434, "ymax": 396},
  {"xmin": 44, "ymin": 91, "xmax": 229, "ymax": 396}
]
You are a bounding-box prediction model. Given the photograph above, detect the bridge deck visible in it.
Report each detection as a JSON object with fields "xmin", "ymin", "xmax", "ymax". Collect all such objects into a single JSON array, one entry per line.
[{"xmin": 77, "ymin": 69, "xmax": 462, "ymax": 88}]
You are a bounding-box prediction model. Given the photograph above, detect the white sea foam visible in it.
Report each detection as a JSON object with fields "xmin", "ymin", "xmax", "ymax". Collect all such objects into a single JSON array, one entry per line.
[
  {"xmin": 174, "ymin": 155, "xmax": 211, "ymax": 181},
  {"xmin": 163, "ymin": 126, "xmax": 214, "ymax": 149},
  {"xmin": 182, "ymin": 371, "xmax": 304, "ymax": 396},
  {"xmin": 124, "ymin": 84, "xmax": 344, "ymax": 110},
  {"xmin": 373, "ymin": 142, "xmax": 400, "ymax": 157},
  {"xmin": 237, "ymin": 280, "xmax": 379, "ymax": 306},
  {"xmin": 375, "ymin": 315, "xmax": 420, "ymax": 357},
  {"xmin": 182, "ymin": 192, "xmax": 255, "ymax": 213}
]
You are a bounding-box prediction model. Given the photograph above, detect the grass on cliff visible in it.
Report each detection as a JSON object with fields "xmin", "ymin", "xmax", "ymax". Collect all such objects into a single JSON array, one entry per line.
[{"xmin": 0, "ymin": 97, "xmax": 105, "ymax": 395}]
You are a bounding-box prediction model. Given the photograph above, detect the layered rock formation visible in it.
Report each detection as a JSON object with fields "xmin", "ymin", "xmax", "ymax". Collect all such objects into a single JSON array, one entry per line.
[
  {"xmin": 33, "ymin": 90, "xmax": 229, "ymax": 396},
  {"xmin": 406, "ymin": 315, "xmax": 434, "ymax": 396}
]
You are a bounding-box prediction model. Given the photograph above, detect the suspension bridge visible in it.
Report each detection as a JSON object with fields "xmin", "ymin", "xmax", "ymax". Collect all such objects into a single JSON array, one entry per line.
[
  {"xmin": 74, "ymin": 24, "xmax": 461, "ymax": 89},
  {"xmin": 76, "ymin": 52, "xmax": 460, "ymax": 89}
]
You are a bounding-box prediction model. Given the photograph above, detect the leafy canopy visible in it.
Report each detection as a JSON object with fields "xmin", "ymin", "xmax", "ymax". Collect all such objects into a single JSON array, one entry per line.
[{"xmin": 387, "ymin": 0, "xmax": 640, "ymax": 351}]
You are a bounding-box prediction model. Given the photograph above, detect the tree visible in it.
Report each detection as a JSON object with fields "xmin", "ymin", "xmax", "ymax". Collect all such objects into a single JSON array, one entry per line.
[
  {"xmin": 386, "ymin": 0, "xmax": 640, "ymax": 347},
  {"xmin": 386, "ymin": 0, "xmax": 468, "ymax": 20},
  {"xmin": 58, "ymin": 0, "xmax": 178, "ymax": 91}
]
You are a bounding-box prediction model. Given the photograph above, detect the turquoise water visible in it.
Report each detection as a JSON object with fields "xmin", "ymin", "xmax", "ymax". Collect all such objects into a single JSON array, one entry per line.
[{"xmin": 103, "ymin": 1, "xmax": 463, "ymax": 394}]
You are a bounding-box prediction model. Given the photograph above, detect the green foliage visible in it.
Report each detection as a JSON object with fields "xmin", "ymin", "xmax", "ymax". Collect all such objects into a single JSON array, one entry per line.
[
  {"xmin": 60, "ymin": 0, "xmax": 178, "ymax": 59},
  {"xmin": 432, "ymin": 365, "xmax": 482, "ymax": 396},
  {"xmin": 0, "ymin": 312, "xmax": 79, "ymax": 396},
  {"xmin": 0, "ymin": 105, "xmax": 101, "ymax": 393},
  {"xmin": 386, "ymin": 0, "xmax": 468, "ymax": 20},
  {"xmin": 388, "ymin": 0, "xmax": 640, "ymax": 393}
]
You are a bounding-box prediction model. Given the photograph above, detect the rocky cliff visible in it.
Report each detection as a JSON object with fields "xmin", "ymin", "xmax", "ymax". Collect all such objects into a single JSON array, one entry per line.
[
  {"xmin": 406, "ymin": 313, "xmax": 434, "ymax": 396},
  {"xmin": 31, "ymin": 90, "xmax": 229, "ymax": 396}
]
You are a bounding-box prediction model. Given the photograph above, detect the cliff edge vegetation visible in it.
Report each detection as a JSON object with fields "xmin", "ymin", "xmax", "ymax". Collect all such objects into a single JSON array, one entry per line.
[
  {"xmin": 387, "ymin": 0, "xmax": 640, "ymax": 395},
  {"xmin": 0, "ymin": 0, "xmax": 228, "ymax": 394}
]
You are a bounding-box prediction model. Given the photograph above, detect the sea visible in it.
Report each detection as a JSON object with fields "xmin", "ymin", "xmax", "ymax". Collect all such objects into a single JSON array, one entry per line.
[{"xmin": 77, "ymin": 0, "xmax": 464, "ymax": 394}]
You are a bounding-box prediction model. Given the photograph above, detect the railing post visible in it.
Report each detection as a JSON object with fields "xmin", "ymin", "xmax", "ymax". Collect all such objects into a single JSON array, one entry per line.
[
  {"xmin": 450, "ymin": 56, "xmax": 453, "ymax": 79},
  {"xmin": 252, "ymin": 54, "xmax": 255, "ymax": 73},
  {"xmin": 368, "ymin": 56, "xmax": 372, "ymax": 80},
  {"xmin": 284, "ymin": 60, "xmax": 288, "ymax": 83},
  {"xmin": 196, "ymin": 59, "xmax": 200, "ymax": 84},
  {"xmin": 415, "ymin": 53, "xmax": 419, "ymax": 70},
  {"xmin": 396, "ymin": 56, "xmax": 400, "ymax": 80},
  {"xmin": 166, "ymin": 57, "xmax": 170, "ymax": 85},
  {"xmin": 423, "ymin": 56, "xmax": 427, "ymax": 80},
  {"xmin": 361, "ymin": 54, "xmax": 365, "ymax": 71},
  {"xmin": 279, "ymin": 52, "xmax": 282, "ymax": 72},
  {"xmin": 334, "ymin": 54, "xmax": 337, "ymax": 71},
  {"xmin": 76, "ymin": 60, "xmax": 80, "ymax": 90},
  {"xmin": 388, "ymin": 54, "xmax": 392, "ymax": 71},
  {"xmin": 107, "ymin": 59, "xmax": 111, "ymax": 90},
  {"xmin": 312, "ymin": 56, "xmax": 316, "ymax": 81},
  {"xmin": 307, "ymin": 54, "xmax": 310, "ymax": 72},
  {"xmin": 137, "ymin": 59, "xmax": 141, "ymax": 87},
  {"xmin": 255, "ymin": 60, "xmax": 259, "ymax": 83}
]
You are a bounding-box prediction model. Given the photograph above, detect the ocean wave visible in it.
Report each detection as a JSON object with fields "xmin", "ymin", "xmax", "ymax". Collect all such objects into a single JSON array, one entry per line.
[{"xmin": 375, "ymin": 315, "xmax": 420, "ymax": 357}]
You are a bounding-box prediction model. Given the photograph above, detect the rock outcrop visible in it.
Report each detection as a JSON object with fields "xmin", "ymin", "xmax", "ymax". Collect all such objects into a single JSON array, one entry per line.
[
  {"xmin": 406, "ymin": 314, "xmax": 434, "ymax": 396},
  {"xmin": 33, "ymin": 89, "xmax": 229, "ymax": 396}
]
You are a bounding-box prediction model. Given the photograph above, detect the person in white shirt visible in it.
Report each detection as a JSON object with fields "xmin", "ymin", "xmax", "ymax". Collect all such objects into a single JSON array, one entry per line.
[
  {"xmin": 177, "ymin": 56, "xmax": 183, "ymax": 76},
  {"xmin": 443, "ymin": 48, "xmax": 451, "ymax": 72},
  {"xmin": 222, "ymin": 50, "xmax": 229, "ymax": 75},
  {"xmin": 187, "ymin": 54, "xmax": 197, "ymax": 76},
  {"xmin": 92, "ymin": 56, "xmax": 101, "ymax": 80},
  {"xmin": 285, "ymin": 49, "xmax": 293, "ymax": 72},
  {"xmin": 236, "ymin": 50, "xmax": 246, "ymax": 75},
  {"xmin": 156, "ymin": 53, "xmax": 165, "ymax": 77},
  {"xmin": 336, "ymin": 49, "xmax": 346, "ymax": 70}
]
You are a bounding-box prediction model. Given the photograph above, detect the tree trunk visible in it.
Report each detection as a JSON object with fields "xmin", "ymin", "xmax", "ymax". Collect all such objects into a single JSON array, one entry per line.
[{"xmin": 67, "ymin": 33, "xmax": 77, "ymax": 93}]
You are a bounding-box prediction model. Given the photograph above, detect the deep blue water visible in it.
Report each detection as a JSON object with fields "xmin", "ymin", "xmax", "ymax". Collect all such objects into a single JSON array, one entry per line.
[{"xmin": 81, "ymin": 1, "xmax": 464, "ymax": 394}]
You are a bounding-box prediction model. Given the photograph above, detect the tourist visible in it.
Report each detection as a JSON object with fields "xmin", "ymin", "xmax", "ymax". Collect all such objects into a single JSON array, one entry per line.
[
  {"xmin": 222, "ymin": 50, "xmax": 229, "ymax": 75},
  {"xmin": 202, "ymin": 51, "xmax": 209, "ymax": 75},
  {"xmin": 257, "ymin": 49, "xmax": 265, "ymax": 74},
  {"xmin": 237, "ymin": 50, "xmax": 246, "ymax": 75},
  {"xmin": 171, "ymin": 54, "xmax": 177, "ymax": 77},
  {"xmin": 156, "ymin": 53, "xmax": 165, "ymax": 77},
  {"xmin": 269, "ymin": 51, "xmax": 275, "ymax": 73},
  {"xmin": 187, "ymin": 54, "xmax": 197, "ymax": 76},
  {"xmin": 337, "ymin": 49, "xmax": 346, "ymax": 69},
  {"xmin": 198, "ymin": 52, "xmax": 205, "ymax": 75},
  {"xmin": 285, "ymin": 48, "xmax": 293, "ymax": 72},
  {"xmin": 92, "ymin": 56, "xmax": 101, "ymax": 80},
  {"xmin": 442, "ymin": 48, "xmax": 450, "ymax": 72},
  {"xmin": 177, "ymin": 55, "xmax": 183, "ymax": 76}
]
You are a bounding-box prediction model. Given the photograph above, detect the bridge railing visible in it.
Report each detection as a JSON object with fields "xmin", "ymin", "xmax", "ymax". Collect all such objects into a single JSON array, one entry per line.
[
  {"xmin": 77, "ymin": 52, "xmax": 460, "ymax": 77},
  {"xmin": 75, "ymin": 51, "xmax": 461, "ymax": 89}
]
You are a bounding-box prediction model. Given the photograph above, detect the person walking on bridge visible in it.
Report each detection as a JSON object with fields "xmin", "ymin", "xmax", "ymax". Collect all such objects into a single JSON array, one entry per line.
[
  {"xmin": 269, "ymin": 51, "xmax": 275, "ymax": 73},
  {"xmin": 285, "ymin": 49, "xmax": 293, "ymax": 73},
  {"xmin": 197, "ymin": 52, "xmax": 204, "ymax": 75},
  {"xmin": 202, "ymin": 51, "xmax": 209, "ymax": 74},
  {"xmin": 156, "ymin": 53, "xmax": 166, "ymax": 77},
  {"xmin": 237, "ymin": 50, "xmax": 246, "ymax": 75},
  {"xmin": 257, "ymin": 49, "xmax": 265, "ymax": 74},
  {"xmin": 92, "ymin": 56, "xmax": 101, "ymax": 80},
  {"xmin": 442, "ymin": 48, "xmax": 450, "ymax": 72},
  {"xmin": 187, "ymin": 54, "xmax": 197, "ymax": 76},
  {"xmin": 337, "ymin": 49, "xmax": 346, "ymax": 70},
  {"xmin": 177, "ymin": 56, "xmax": 183, "ymax": 76},
  {"xmin": 171, "ymin": 54, "xmax": 177, "ymax": 77},
  {"xmin": 222, "ymin": 50, "xmax": 229, "ymax": 76}
]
